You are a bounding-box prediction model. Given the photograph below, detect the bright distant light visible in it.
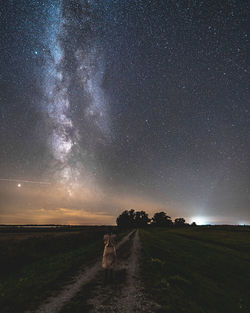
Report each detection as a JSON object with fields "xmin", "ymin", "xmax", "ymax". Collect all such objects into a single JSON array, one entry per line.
[
  {"xmin": 192, "ymin": 216, "xmax": 207, "ymax": 225},
  {"xmin": 17, "ymin": 183, "xmax": 21, "ymax": 188}
]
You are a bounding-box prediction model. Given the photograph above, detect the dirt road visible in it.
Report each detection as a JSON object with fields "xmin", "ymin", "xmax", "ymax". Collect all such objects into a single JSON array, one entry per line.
[
  {"xmin": 30, "ymin": 230, "xmax": 160, "ymax": 313},
  {"xmin": 87, "ymin": 229, "xmax": 160, "ymax": 313}
]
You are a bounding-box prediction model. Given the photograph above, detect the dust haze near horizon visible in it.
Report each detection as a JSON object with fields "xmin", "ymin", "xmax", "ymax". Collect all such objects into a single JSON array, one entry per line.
[{"xmin": 0, "ymin": 0, "xmax": 249, "ymax": 225}]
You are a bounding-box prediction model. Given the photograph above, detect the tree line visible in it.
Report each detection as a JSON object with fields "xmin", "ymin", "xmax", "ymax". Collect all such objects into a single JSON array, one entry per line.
[{"xmin": 116, "ymin": 209, "xmax": 196, "ymax": 228}]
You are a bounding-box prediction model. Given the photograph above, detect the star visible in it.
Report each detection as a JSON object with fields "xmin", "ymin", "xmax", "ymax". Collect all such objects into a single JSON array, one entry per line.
[{"xmin": 0, "ymin": 0, "xmax": 249, "ymax": 225}]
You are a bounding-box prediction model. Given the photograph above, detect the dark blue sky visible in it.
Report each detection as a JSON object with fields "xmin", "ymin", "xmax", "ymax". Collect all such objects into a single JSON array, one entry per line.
[{"xmin": 0, "ymin": 0, "xmax": 249, "ymax": 225}]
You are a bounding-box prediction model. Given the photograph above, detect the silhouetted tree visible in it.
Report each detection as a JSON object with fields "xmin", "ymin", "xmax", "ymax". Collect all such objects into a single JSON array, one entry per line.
[
  {"xmin": 174, "ymin": 218, "xmax": 186, "ymax": 226},
  {"xmin": 116, "ymin": 210, "xmax": 131, "ymax": 228},
  {"xmin": 128, "ymin": 209, "xmax": 136, "ymax": 226},
  {"xmin": 134, "ymin": 211, "xmax": 150, "ymax": 227},
  {"xmin": 151, "ymin": 212, "xmax": 173, "ymax": 227},
  {"xmin": 191, "ymin": 221, "xmax": 197, "ymax": 227},
  {"xmin": 116, "ymin": 209, "xmax": 136, "ymax": 228},
  {"xmin": 116, "ymin": 209, "xmax": 150, "ymax": 228}
]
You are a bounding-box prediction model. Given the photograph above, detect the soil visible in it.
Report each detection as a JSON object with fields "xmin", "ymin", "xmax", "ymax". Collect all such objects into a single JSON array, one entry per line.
[
  {"xmin": 88, "ymin": 230, "xmax": 160, "ymax": 313},
  {"xmin": 29, "ymin": 230, "xmax": 160, "ymax": 313}
]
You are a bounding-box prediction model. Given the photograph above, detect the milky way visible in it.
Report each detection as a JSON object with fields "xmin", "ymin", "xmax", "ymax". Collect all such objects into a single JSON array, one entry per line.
[
  {"xmin": 0, "ymin": 0, "xmax": 249, "ymax": 224},
  {"xmin": 43, "ymin": 1, "xmax": 110, "ymax": 194}
]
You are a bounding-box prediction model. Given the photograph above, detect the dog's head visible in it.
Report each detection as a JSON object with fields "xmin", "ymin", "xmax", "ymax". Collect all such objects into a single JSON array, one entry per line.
[{"xmin": 106, "ymin": 238, "xmax": 114, "ymax": 248}]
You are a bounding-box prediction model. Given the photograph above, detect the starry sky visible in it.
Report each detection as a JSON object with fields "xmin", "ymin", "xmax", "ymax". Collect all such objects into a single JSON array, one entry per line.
[{"xmin": 0, "ymin": 0, "xmax": 249, "ymax": 225}]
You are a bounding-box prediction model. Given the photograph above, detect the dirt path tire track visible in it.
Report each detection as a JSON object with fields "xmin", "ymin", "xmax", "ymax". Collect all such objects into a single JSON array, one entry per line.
[
  {"xmin": 29, "ymin": 230, "xmax": 135, "ymax": 313},
  {"xmin": 88, "ymin": 230, "xmax": 160, "ymax": 313}
]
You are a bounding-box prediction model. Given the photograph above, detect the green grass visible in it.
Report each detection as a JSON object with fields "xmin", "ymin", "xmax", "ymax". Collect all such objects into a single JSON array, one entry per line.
[
  {"xmin": 168, "ymin": 226, "xmax": 250, "ymax": 252},
  {"xmin": 139, "ymin": 227, "xmax": 250, "ymax": 313},
  {"xmin": 0, "ymin": 228, "xmax": 111, "ymax": 313}
]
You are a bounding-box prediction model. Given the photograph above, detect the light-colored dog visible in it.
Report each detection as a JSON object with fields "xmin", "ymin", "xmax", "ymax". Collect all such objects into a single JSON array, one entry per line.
[{"xmin": 102, "ymin": 234, "xmax": 117, "ymax": 283}]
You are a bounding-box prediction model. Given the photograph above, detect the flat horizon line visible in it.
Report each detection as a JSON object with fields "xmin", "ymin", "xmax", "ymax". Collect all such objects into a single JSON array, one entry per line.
[{"xmin": 0, "ymin": 223, "xmax": 249, "ymax": 227}]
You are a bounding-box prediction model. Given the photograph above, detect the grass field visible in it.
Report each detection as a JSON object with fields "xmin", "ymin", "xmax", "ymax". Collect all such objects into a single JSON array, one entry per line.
[
  {"xmin": 0, "ymin": 226, "xmax": 116, "ymax": 313},
  {"xmin": 139, "ymin": 226, "xmax": 250, "ymax": 313},
  {"xmin": 2, "ymin": 226, "xmax": 249, "ymax": 313}
]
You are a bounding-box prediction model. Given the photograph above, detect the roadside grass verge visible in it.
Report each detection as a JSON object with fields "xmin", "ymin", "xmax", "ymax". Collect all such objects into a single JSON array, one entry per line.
[
  {"xmin": 0, "ymin": 229, "xmax": 114, "ymax": 313},
  {"xmin": 139, "ymin": 227, "xmax": 250, "ymax": 313}
]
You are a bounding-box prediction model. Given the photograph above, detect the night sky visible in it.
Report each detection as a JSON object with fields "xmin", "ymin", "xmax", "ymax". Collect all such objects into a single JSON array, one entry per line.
[{"xmin": 0, "ymin": 0, "xmax": 249, "ymax": 225}]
